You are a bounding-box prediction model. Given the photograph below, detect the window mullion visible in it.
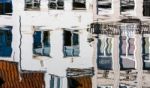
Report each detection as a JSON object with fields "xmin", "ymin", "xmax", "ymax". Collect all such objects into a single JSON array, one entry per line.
[
  {"xmin": 71, "ymin": 32, "xmax": 73, "ymax": 56},
  {"xmin": 126, "ymin": 36, "xmax": 129, "ymax": 57},
  {"xmin": 104, "ymin": 37, "xmax": 107, "ymax": 56},
  {"xmin": 56, "ymin": 0, "xmax": 58, "ymax": 9},
  {"xmin": 32, "ymin": 0, "xmax": 34, "ymax": 8},
  {"xmin": 148, "ymin": 38, "xmax": 150, "ymax": 60},
  {"xmin": 41, "ymin": 31, "xmax": 44, "ymax": 55}
]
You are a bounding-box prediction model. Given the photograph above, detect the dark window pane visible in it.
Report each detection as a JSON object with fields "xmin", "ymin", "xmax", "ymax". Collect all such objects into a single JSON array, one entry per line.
[
  {"xmin": 0, "ymin": 0, "xmax": 12, "ymax": 15},
  {"xmin": 0, "ymin": 29, "xmax": 12, "ymax": 57},
  {"xmin": 97, "ymin": 57, "xmax": 112, "ymax": 70},
  {"xmin": 25, "ymin": 4, "xmax": 32, "ymax": 9},
  {"xmin": 50, "ymin": 76, "xmax": 54, "ymax": 88},
  {"xmin": 73, "ymin": 0, "xmax": 86, "ymax": 10},
  {"xmin": 73, "ymin": 33, "xmax": 79, "ymax": 45},
  {"xmin": 143, "ymin": 0, "xmax": 150, "ymax": 16},
  {"xmin": 48, "ymin": 0, "xmax": 64, "ymax": 10},
  {"xmin": 64, "ymin": 30, "xmax": 71, "ymax": 46},
  {"xmin": 33, "ymin": 31, "xmax": 42, "ymax": 48},
  {"xmin": 57, "ymin": 77, "xmax": 60, "ymax": 88},
  {"xmin": 43, "ymin": 31, "xmax": 50, "ymax": 47},
  {"xmin": 6, "ymin": 30, "xmax": 12, "ymax": 47}
]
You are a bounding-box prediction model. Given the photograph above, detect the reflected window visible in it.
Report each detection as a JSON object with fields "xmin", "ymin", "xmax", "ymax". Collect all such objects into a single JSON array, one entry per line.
[
  {"xmin": 97, "ymin": 37, "xmax": 112, "ymax": 70},
  {"xmin": 120, "ymin": 36, "xmax": 135, "ymax": 56}
]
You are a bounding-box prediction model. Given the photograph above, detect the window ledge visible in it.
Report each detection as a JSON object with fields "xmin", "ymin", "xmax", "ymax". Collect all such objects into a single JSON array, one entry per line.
[
  {"xmin": 33, "ymin": 55, "xmax": 51, "ymax": 61},
  {"xmin": 98, "ymin": 56, "xmax": 112, "ymax": 57},
  {"xmin": 63, "ymin": 56, "xmax": 80, "ymax": 59},
  {"xmin": 144, "ymin": 60, "xmax": 150, "ymax": 62},
  {"xmin": 120, "ymin": 56, "xmax": 134, "ymax": 60},
  {"xmin": 0, "ymin": 57, "xmax": 12, "ymax": 61},
  {"xmin": 72, "ymin": 10, "xmax": 87, "ymax": 12}
]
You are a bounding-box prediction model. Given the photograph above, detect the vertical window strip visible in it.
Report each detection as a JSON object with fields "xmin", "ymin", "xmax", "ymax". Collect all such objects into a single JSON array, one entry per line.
[
  {"xmin": 72, "ymin": 32, "xmax": 79, "ymax": 56},
  {"xmin": 99, "ymin": 38, "xmax": 105, "ymax": 55},
  {"xmin": 143, "ymin": 37, "xmax": 150, "ymax": 60},
  {"xmin": 103, "ymin": 38, "xmax": 107, "ymax": 56},
  {"xmin": 120, "ymin": 36, "xmax": 127, "ymax": 55},
  {"xmin": 144, "ymin": 37, "xmax": 149, "ymax": 54},
  {"xmin": 57, "ymin": 77, "xmax": 60, "ymax": 88},
  {"xmin": 128, "ymin": 38, "xmax": 135, "ymax": 55},
  {"xmin": 106, "ymin": 38, "xmax": 112, "ymax": 56},
  {"xmin": 99, "ymin": 37, "xmax": 112, "ymax": 56},
  {"xmin": 50, "ymin": 75, "xmax": 54, "ymax": 88},
  {"xmin": 120, "ymin": 0, "xmax": 135, "ymax": 15},
  {"xmin": 126, "ymin": 36, "xmax": 129, "ymax": 56}
]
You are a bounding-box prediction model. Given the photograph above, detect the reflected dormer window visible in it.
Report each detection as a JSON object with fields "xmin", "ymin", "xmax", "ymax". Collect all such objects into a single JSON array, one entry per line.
[
  {"xmin": 48, "ymin": 0, "xmax": 64, "ymax": 10},
  {"xmin": 73, "ymin": 0, "xmax": 86, "ymax": 10},
  {"xmin": 25, "ymin": 0, "xmax": 40, "ymax": 11},
  {"xmin": 120, "ymin": 0, "xmax": 135, "ymax": 16},
  {"xmin": 97, "ymin": 0, "xmax": 112, "ymax": 15}
]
